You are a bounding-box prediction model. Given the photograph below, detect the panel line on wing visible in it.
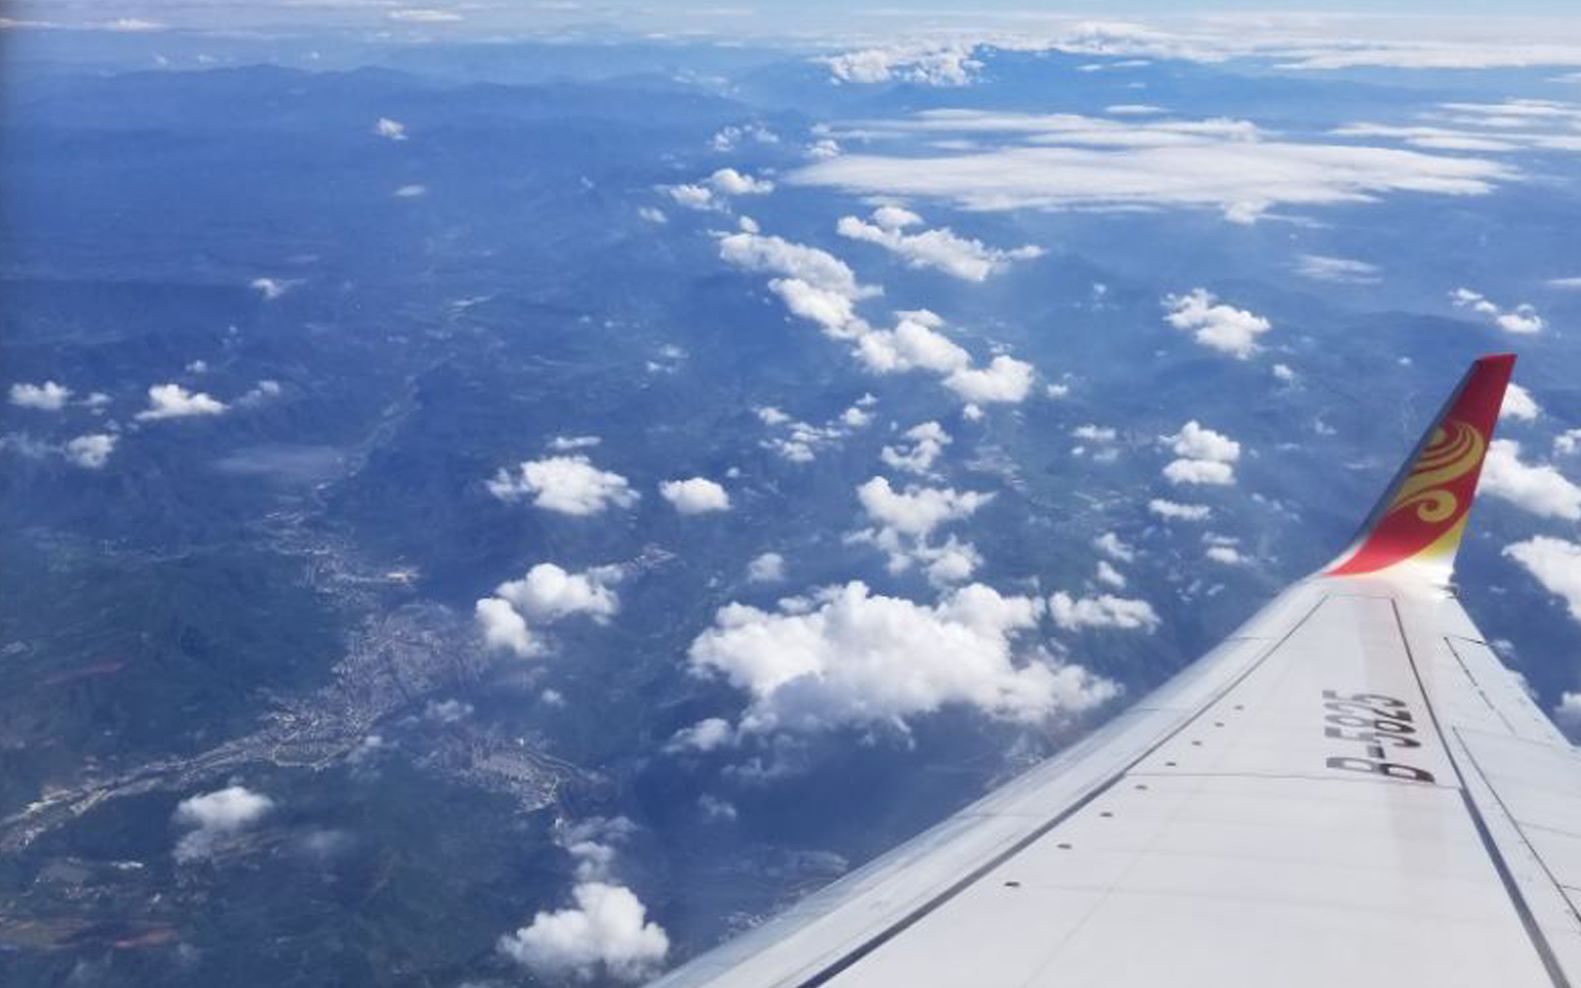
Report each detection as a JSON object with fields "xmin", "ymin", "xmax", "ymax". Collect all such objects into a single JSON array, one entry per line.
[{"xmin": 785, "ymin": 594, "xmax": 1333, "ymax": 988}]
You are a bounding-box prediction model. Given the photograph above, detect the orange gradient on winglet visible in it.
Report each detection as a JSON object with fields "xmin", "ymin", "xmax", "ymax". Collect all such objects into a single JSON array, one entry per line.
[{"xmin": 1326, "ymin": 353, "xmax": 1514, "ymax": 579}]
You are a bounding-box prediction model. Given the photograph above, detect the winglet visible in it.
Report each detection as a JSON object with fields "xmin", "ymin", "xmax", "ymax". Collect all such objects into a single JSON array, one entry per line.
[{"xmin": 1324, "ymin": 353, "xmax": 1515, "ymax": 584}]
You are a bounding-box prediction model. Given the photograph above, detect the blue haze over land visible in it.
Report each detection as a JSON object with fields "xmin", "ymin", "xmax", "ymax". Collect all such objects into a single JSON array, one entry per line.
[{"xmin": 3, "ymin": 14, "xmax": 1581, "ymax": 987}]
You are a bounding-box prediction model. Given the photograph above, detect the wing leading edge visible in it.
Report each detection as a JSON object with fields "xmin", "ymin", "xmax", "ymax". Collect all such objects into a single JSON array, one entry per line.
[{"xmin": 651, "ymin": 354, "xmax": 1581, "ymax": 988}]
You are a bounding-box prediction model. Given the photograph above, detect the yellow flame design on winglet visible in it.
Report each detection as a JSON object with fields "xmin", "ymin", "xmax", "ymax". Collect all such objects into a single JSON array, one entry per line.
[{"xmin": 1386, "ymin": 421, "xmax": 1484, "ymax": 524}]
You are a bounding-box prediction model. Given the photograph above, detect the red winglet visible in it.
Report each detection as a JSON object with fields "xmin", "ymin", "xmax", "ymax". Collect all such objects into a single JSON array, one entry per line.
[{"xmin": 1325, "ymin": 353, "xmax": 1515, "ymax": 581}]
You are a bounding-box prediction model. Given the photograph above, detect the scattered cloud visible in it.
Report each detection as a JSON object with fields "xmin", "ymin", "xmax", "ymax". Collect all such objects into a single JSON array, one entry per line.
[
  {"xmin": 665, "ymin": 717, "xmax": 736, "ymax": 753},
  {"xmin": 1504, "ymin": 537, "xmax": 1581, "ymax": 623},
  {"xmin": 498, "ymin": 882, "xmax": 669, "ymax": 983},
  {"xmin": 659, "ymin": 477, "xmax": 732, "ymax": 514},
  {"xmin": 476, "ymin": 597, "xmax": 534, "ymax": 657},
  {"xmin": 1555, "ymin": 691, "xmax": 1581, "ymax": 729},
  {"xmin": 747, "ymin": 552, "xmax": 786, "ymax": 583},
  {"xmin": 250, "ymin": 276, "xmax": 293, "ymax": 300},
  {"xmin": 711, "ymin": 123, "xmax": 778, "ymax": 152},
  {"xmin": 8, "ymin": 381, "xmax": 71, "ymax": 410},
  {"xmin": 836, "ymin": 206, "xmax": 1042, "ymax": 281},
  {"xmin": 1481, "ymin": 440, "xmax": 1581, "ymax": 519},
  {"xmin": 851, "ymin": 476, "xmax": 992, "ymax": 584},
  {"xmin": 1501, "ymin": 382, "xmax": 1541, "ymax": 422},
  {"xmin": 822, "ymin": 45, "xmax": 981, "ymax": 86},
  {"xmin": 1555, "ymin": 429, "xmax": 1581, "ymax": 457},
  {"xmin": 550, "ymin": 435, "xmax": 602, "ymax": 451},
  {"xmin": 374, "ymin": 116, "xmax": 408, "ymax": 140},
  {"xmin": 136, "ymin": 383, "xmax": 226, "ymax": 421},
  {"xmin": 1162, "ymin": 289, "xmax": 1271, "ymax": 359},
  {"xmin": 688, "ymin": 581, "xmax": 1115, "ymax": 735},
  {"xmin": 1162, "ymin": 420, "xmax": 1240, "ymax": 486},
  {"xmin": 1095, "ymin": 560, "xmax": 1127, "ymax": 588},
  {"xmin": 488, "ymin": 456, "xmax": 638, "ymax": 515},
  {"xmin": 1206, "ymin": 544, "xmax": 1246, "ymax": 565},
  {"xmin": 394, "ymin": 183, "xmax": 426, "ymax": 198},
  {"xmin": 1295, "ymin": 254, "xmax": 1380, "ymax": 283},
  {"xmin": 1093, "ymin": 531, "xmax": 1136, "ymax": 563},
  {"xmin": 495, "ymin": 563, "xmax": 622, "ymax": 624},
  {"xmin": 1148, "ymin": 498, "xmax": 1212, "ymax": 521},
  {"xmin": 882, "ymin": 421, "xmax": 952, "ymax": 474},
  {"xmin": 1451, "ymin": 288, "xmax": 1545, "ymax": 334},
  {"xmin": 944, "ymin": 354, "xmax": 1035, "ymax": 404},
  {"xmin": 388, "ymin": 8, "xmax": 461, "ymax": 23},
  {"xmin": 64, "ymin": 434, "xmax": 116, "ymax": 469},
  {"xmin": 707, "ymin": 167, "xmax": 774, "ymax": 196},
  {"xmin": 1048, "ymin": 592, "xmax": 1161, "ymax": 632},
  {"xmin": 173, "ymin": 786, "xmax": 273, "ymax": 862}
]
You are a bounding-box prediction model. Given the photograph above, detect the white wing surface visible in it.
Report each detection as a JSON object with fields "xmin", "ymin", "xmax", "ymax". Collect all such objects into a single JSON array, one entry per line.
[{"xmin": 651, "ymin": 353, "xmax": 1581, "ymax": 988}]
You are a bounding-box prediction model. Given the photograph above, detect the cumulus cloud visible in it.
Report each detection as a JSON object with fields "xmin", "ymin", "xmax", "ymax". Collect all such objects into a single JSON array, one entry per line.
[
  {"xmin": 1149, "ymin": 498, "xmax": 1212, "ymax": 521},
  {"xmin": 1481, "ymin": 440, "xmax": 1581, "ymax": 519},
  {"xmin": 64, "ymin": 433, "xmax": 116, "ymax": 469},
  {"xmin": 852, "ymin": 477, "xmax": 992, "ymax": 584},
  {"xmin": 1049, "ymin": 592, "xmax": 1161, "ymax": 632},
  {"xmin": 747, "ymin": 552, "xmax": 786, "ymax": 583},
  {"xmin": 836, "ymin": 207, "xmax": 1042, "ymax": 281},
  {"xmin": 394, "ymin": 183, "xmax": 426, "ymax": 198},
  {"xmin": 881, "ymin": 421, "xmax": 951, "ymax": 474},
  {"xmin": 792, "ymin": 109, "xmax": 1510, "ymax": 221},
  {"xmin": 659, "ymin": 477, "xmax": 732, "ymax": 514},
  {"xmin": 550, "ymin": 435, "xmax": 601, "ymax": 451},
  {"xmin": 711, "ymin": 123, "xmax": 778, "ymax": 152},
  {"xmin": 1451, "ymin": 288, "xmax": 1545, "ymax": 334},
  {"xmin": 944, "ymin": 354, "xmax": 1035, "ymax": 404},
  {"xmin": 1555, "ymin": 692, "xmax": 1581, "ymax": 729},
  {"xmin": 688, "ymin": 581, "xmax": 1115, "ymax": 735},
  {"xmin": 495, "ymin": 563, "xmax": 622, "ymax": 624},
  {"xmin": 1162, "ymin": 289, "xmax": 1271, "ymax": 359},
  {"xmin": 1555, "ymin": 429, "xmax": 1581, "ymax": 457},
  {"xmin": 1501, "ymin": 383, "xmax": 1540, "ymax": 422},
  {"xmin": 498, "ymin": 882, "xmax": 668, "ymax": 983},
  {"xmin": 1162, "ymin": 421, "xmax": 1240, "ymax": 486},
  {"xmin": 855, "ymin": 316, "xmax": 970, "ymax": 375},
  {"xmin": 488, "ymin": 456, "xmax": 638, "ymax": 515},
  {"xmin": 707, "ymin": 168, "xmax": 774, "ymax": 196},
  {"xmin": 822, "ymin": 45, "xmax": 981, "ymax": 86},
  {"xmin": 9, "ymin": 381, "xmax": 71, "ymax": 410},
  {"xmin": 135, "ymin": 383, "xmax": 226, "ymax": 421},
  {"xmin": 1206, "ymin": 544, "xmax": 1246, "ymax": 565},
  {"xmin": 1095, "ymin": 560, "xmax": 1127, "ymax": 588},
  {"xmin": 476, "ymin": 597, "xmax": 535, "ymax": 657},
  {"xmin": 1093, "ymin": 532, "xmax": 1136, "ymax": 563},
  {"xmin": 665, "ymin": 717, "xmax": 736, "ymax": 753},
  {"xmin": 173, "ymin": 786, "xmax": 274, "ymax": 862},
  {"xmin": 1503, "ymin": 537, "xmax": 1581, "ymax": 623}
]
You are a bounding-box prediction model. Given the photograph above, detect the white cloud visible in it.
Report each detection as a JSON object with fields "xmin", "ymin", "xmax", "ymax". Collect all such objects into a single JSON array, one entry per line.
[
  {"xmin": 9, "ymin": 381, "xmax": 71, "ymax": 410},
  {"xmin": 388, "ymin": 8, "xmax": 462, "ymax": 22},
  {"xmin": 719, "ymin": 231, "xmax": 874, "ymax": 303},
  {"xmin": 476, "ymin": 597, "xmax": 535, "ymax": 657},
  {"xmin": 793, "ymin": 109, "xmax": 1510, "ymax": 221},
  {"xmin": 1555, "ymin": 429, "xmax": 1581, "ymax": 457},
  {"xmin": 707, "ymin": 167, "xmax": 775, "ymax": 196},
  {"xmin": 488, "ymin": 456, "xmax": 638, "ymax": 515},
  {"xmin": 698, "ymin": 794, "xmax": 738, "ymax": 821},
  {"xmin": 881, "ymin": 421, "xmax": 952, "ymax": 474},
  {"xmin": 857, "ymin": 476, "xmax": 991, "ymax": 538},
  {"xmin": 638, "ymin": 206, "xmax": 668, "ymax": 224},
  {"xmin": 688, "ymin": 581, "xmax": 1115, "ymax": 735},
  {"xmin": 660, "ymin": 477, "xmax": 732, "ymax": 514},
  {"xmin": 1501, "ymin": 382, "xmax": 1540, "ymax": 422},
  {"xmin": 1049, "ymin": 592, "xmax": 1161, "ymax": 632},
  {"xmin": 665, "ymin": 717, "xmax": 736, "ymax": 753},
  {"xmin": 1295, "ymin": 254, "xmax": 1380, "ymax": 283},
  {"xmin": 250, "ymin": 277, "xmax": 292, "ymax": 300},
  {"xmin": 374, "ymin": 117, "xmax": 408, "ymax": 140},
  {"xmin": 1162, "ymin": 289, "xmax": 1271, "ymax": 359},
  {"xmin": 173, "ymin": 786, "xmax": 273, "ymax": 862},
  {"xmin": 498, "ymin": 882, "xmax": 669, "ymax": 983},
  {"xmin": 711, "ymin": 123, "xmax": 778, "ymax": 152},
  {"xmin": 1206, "ymin": 544, "xmax": 1246, "ymax": 565},
  {"xmin": 394, "ymin": 183, "xmax": 426, "ymax": 198},
  {"xmin": 747, "ymin": 552, "xmax": 786, "ymax": 583},
  {"xmin": 1555, "ymin": 692, "xmax": 1581, "ymax": 728},
  {"xmin": 822, "ymin": 45, "xmax": 981, "ymax": 86},
  {"xmin": 836, "ymin": 208, "xmax": 1042, "ymax": 281},
  {"xmin": 944, "ymin": 355, "xmax": 1035, "ymax": 404},
  {"xmin": 64, "ymin": 433, "xmax": 116, "ymax": 469},
  {"xmin": 1093, "ymin": 531, "xmax": 1136, "ymax": 563},
  {"xmin": 1504, "ymin": 537, "xmax": 1581, "ymax": 623},
  {"xmin": 550, "ymin": 435, "xmax": 601, "ymax": 451},
  {"xmin": 1481, "ymin": 440, "xmax": 1581, "ymax": 520},
  {"xmin": 1107, "ymin": 103, "xmax": 1164, "ymax": 115},
  {"xmin": 808, "ymin": 138, "xmax": 842, "ymax": 159},
  {"xmin": 1451, "ymin": 288, "xmax": 1544, "ymax": 334},
  {"xmin": 1273, "ymin": 363, "xmax": 1297, "ymax": 383},
  {"xmin": 1148, "ymin": 498, "xmax": 1211, "ymax": 521},
  {"xmin": 1162, "ymin": 421, "xmax": 1240, "ymax": 486},
  {"xmin": 1095, "ymin": 560, "xmax": 1127, "ymax": 588},
  {"xmin": 495, "ymin": 563, "xmax": 621, "ymax": 624},
  {"xmin": 855, "ymin": 317, "xmax": 970, "ymax": 375},
  {"xmin": 667, "ymin": 183, "xmax": 716, "ymax": 211},
  {"xmin": 135, "ymin": 383, "xmax": 226, "ymax": 421}
]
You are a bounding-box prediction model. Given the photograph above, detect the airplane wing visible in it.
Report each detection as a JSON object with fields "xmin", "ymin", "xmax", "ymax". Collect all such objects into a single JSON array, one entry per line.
[{"xmin": 651, "ymin": 352, "xmax": 1581, "ymax": 988}]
